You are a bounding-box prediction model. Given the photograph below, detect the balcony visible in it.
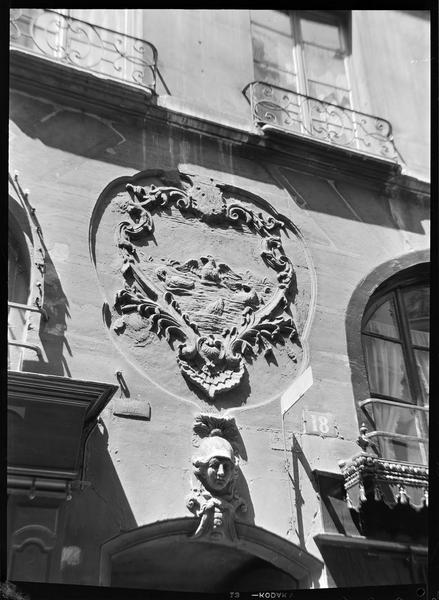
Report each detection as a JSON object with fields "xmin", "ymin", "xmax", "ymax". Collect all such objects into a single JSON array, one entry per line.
[
  {"xmin": 358, "ymin": 398, "xmax": 428, "ymax": 466},
  {"xmin": 9, "ymin": 9, "xmax": 158, "ymax": 93},
  {"xmin": 243, "ymin": 81, "xmax": 401, "ymax": 163},
  {"xmin": 338, "ymin": 400, "xmax": 428, "ymax": 545},
  {"xmin": 339, "ymin": 451, "xmax": 428, "ymax": 544}
]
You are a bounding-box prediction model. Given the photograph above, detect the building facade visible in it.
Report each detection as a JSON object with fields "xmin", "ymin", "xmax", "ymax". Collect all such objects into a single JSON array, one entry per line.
[{"xmin": 8, "ymin": 9, "xmax": 430, "ymax": 593}]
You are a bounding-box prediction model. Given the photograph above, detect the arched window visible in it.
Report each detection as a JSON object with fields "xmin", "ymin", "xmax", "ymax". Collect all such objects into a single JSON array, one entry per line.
[{"xmin": 360, "ymin": 265, "xmax": 429, "ymax": 465}]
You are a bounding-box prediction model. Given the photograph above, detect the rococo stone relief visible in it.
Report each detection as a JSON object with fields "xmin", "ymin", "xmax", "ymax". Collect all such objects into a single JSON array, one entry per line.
[
  {"xmin": 111, "ymin": 171, "xmax": 301, "ymax": 401},
  {"xmin": 186, "ymin": 414, "xmax": 246, "ymax": 542}
]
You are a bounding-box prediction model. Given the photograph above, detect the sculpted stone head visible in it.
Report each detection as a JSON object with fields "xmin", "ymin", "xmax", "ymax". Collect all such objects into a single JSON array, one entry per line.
[{"xmin": 193, "ymin": 431, "xmax": 237, "ymax": 495}]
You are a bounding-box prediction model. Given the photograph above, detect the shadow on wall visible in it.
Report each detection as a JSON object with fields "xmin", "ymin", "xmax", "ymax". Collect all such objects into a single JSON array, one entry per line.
[
  {"xmin": 233, "ymin": 428, "xmax": 255, "ymax": 525},
  {"xmin": 271, "ymin": 165, "xmax": 428, "ymax": 235},
  {"xmin": 8, "ymin": 181, "xmax": 72, "ymax": 377},
  {"xmin": 22, "ymin": 249, "xmax": 71, "ymax": 377},
  {"xmin": 59, "ymin": 419, "xmax": 138, "ymax": 585},
  {"xmin": 9, "ymin": 89, "xmax": 277, "ymax": 187},
  {"xmin": 9, "ymin": 92, "xmax": 128, "ymax": 167},
  {"xmin": 10, "ymin": 89, "xmax": 429, "ymax": 236},
  {"xmin": 235, "ymin": 469, "xmax": 255, "ymax": 526}
]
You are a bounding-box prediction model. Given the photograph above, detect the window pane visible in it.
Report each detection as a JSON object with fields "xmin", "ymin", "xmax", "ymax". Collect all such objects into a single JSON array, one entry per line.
[
  {"xmin": 369, "ymin": 403, "xmax": 428, "ymax": 464},
  {"xmin": 363, "ymin": 337, "xmax": 412, "ymax": 402},
  {"xmin": 363, "ymin": 298, "xmax": 399, "ymax": 339},
  {"xmin": 69, "ymin": 9, "xmax": 127, "ymax": 31},
  {"xmin": 250, "ymin": 10, "xmax": 292, "ymax": 36},
  {"xmin": 303, "ymin": 44, "xmax": 349, "ymax": 90},
  {"xmin": 254, "ymin": 63, "xmax": 297, "ymax": 90},
  {"xmin": 252, "ymin": 23, "xmax": 295, "ymax": 74},
  {"xmin": 308, "ymin": 81, "xmax": 350, "ymax": 108},
  {"xmin": 401, "ymin": 286, "xmax": 429, "ymax": 347},
  {"xmin": 375, "ymin": 435, "xmax": 428, "ymax": 465},
  {"xmin": 300, "ymin": 17, "xmax": 341, "ymax": 49},
  {"xmin": 414, "ymin": 349, "xmax": 429, "ymax": 402},
  {"xmin": 372, "ymin": 402, "xmax": 428, "ymax": 439}
]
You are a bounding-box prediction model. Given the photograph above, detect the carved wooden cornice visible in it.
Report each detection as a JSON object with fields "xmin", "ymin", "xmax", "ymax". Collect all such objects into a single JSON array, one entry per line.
[
  {"xmin": 340, "ymin": 452, "xmax": 428, "ymax": 491},
  {"xmin": 8, "ymin": 371, "xmax": 118, "ymax": 424},
  {"xmin": 339, "ymin": 452, "xmax": 428, "ymax": 544},
  {"xmin": 7, "ymin": 371, "xmax": 117, "ymax": 498}
]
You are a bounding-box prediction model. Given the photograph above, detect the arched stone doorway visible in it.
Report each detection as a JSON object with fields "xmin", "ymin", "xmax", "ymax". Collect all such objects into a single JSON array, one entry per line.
[{"xmin": 100, "ymin": 518, "xmax": 322, "ymax": 592}]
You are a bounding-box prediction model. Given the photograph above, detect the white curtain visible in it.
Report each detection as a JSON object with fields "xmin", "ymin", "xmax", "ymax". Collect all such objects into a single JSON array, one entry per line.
[
  {"xmin": 363, "ymin": 336, "xmax": 409, "ymax": 400},
  {"xmin": 363, "ymin": 304, "xmax": 429, "ymax": 464}
]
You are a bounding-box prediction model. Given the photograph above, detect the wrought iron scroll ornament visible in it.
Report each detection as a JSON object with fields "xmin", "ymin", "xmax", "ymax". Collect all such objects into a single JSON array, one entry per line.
[
  {"xmin": 113, "ymin": 175, "xmax": 298, "ymax": 400},
  {"xmin": 9, "ymin": 9, "xmax": 157, "ymax": 91},
  {"xmin": 186, "ymin": 415, "xmax": 246, "ymax": 542},
  {"xmin": 244, "ymin": 82, "xmax": 401, "ymax": 163}
]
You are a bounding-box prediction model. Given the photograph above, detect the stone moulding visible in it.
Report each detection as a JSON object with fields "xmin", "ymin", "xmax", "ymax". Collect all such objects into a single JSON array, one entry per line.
[
  {"xmin": 113, "ymin": 171, "xmax": 300, "ymax": 400},
  {"xmin": 186, "ymin": 414, "xmax": 247, "ymax": 543}
]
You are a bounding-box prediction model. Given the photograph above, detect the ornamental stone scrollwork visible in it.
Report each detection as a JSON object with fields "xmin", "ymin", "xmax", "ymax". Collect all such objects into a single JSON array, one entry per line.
[
  {"xmin": 186, "ymin": 414, "xmax": 247, "ymax": 542},
  {"xmin": 112, "ymin": 172, "xmax": 300, "ymax": 400}
]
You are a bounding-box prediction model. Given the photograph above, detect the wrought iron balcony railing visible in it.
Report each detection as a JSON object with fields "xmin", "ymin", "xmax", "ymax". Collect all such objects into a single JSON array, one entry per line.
[
  {"xmin": 243, "ymin": 81, "xmax": 401, "ymax": 163},
  {"xmin": 358, "ymin": 398, "xmax": 428, "ymax": 466},
  {"xmin": 9, "ymin": 9, "xmax": 158, "ymax": 93}
]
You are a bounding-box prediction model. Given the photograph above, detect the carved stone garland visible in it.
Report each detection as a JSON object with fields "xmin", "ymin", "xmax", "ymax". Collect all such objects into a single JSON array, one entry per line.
[
  {"xmin": 186, "ymin": 414, "xmax": 247, "ymax": 542},
  {"xmin": 113, "ymin": 178, "xmax": 298, "ymax": 399}
]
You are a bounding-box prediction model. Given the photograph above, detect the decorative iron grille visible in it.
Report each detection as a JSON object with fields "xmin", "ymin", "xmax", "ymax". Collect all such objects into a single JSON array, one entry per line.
[
  {"xmin": 244, "ymin": 81, "xmax": 401, "ymax": 163},
  {"xmin": 359, "ymin": 398, "xmax": 428, "ymax": 466},
  {"xmin": 10, "ymin": 9, "xmax": 158, "ymax": 92}
]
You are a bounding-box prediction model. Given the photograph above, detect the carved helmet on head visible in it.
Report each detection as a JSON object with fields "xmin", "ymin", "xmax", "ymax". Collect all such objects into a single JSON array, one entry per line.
[{"xmin": 193, "ymin": 429, "xmax": 236, "ymax": 466}]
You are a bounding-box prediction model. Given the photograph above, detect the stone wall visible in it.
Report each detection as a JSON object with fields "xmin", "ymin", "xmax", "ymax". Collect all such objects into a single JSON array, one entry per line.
[{"xmin": 9, "ymin": 79, "xmax": 429, "ymax": 586}]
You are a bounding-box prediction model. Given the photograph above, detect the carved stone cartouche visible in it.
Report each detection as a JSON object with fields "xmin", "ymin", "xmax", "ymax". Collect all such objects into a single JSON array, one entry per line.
[{"xmin": 113, "ymin": 173, "xmax": 299, "ymax": 400}]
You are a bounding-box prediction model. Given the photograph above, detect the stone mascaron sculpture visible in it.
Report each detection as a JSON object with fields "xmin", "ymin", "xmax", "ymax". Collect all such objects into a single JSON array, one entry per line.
[{"xmin": 186, "ymin": 415, "xmax": 246, "ymax": 542}]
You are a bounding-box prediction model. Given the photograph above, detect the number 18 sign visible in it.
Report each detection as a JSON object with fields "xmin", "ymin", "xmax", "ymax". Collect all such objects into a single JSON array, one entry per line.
[{"xmin": 302, "ymin": 410, "xmax": 337, "ymax": 438}]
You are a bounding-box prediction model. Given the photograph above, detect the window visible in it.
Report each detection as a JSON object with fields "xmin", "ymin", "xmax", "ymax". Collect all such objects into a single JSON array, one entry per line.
[
  {"xmin": 250, "ymin": 10, "xmax": 352, "ymax": 107},
  {"xmin": 361, "ymin": 267, "xmax": 429, "ymax": 464},
  {"xmin": 8, "ymin": 225, "xmax": 31, "ymax": 370}
]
